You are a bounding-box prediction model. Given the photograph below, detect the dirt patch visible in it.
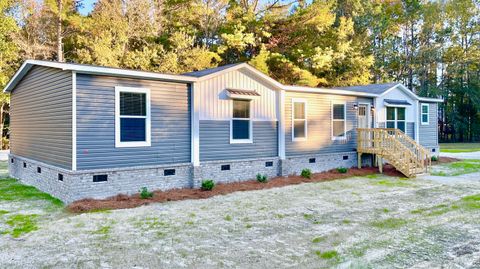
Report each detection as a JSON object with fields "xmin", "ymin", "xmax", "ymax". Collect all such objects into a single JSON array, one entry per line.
[
  {"xmin": 432, "ymin": 157, "xmax": 460, "ymax": 165},
  {"xmin": 68, "ymin": 166, "xmax": 403, "ymax": 213}
]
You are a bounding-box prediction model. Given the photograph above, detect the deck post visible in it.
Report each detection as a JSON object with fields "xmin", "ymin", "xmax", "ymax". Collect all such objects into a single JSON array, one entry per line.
[
  {"xmin": 378, "ymin": 156, "xmax": 383, "ymax": 174},
  {"xmin": 357, "ymin": 153, "xmax": 362, "ymax": 168}
]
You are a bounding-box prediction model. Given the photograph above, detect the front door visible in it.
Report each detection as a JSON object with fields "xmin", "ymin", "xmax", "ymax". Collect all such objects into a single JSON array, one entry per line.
[{"xmin": 358, "ymin": 104, "xmax": 368, "ymax": 128}]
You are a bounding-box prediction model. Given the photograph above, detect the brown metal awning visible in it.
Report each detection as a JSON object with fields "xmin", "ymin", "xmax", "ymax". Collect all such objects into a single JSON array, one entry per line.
[{"xmin": 226, "ymin": 88, "xmax": 261, "ymax": 100}]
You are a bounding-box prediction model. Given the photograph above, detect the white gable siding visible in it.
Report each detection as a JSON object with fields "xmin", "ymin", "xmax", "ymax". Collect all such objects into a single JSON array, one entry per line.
[
  {"xmin": 196, "ymin": 68, "xmax": 279, "ymax": 121},
  {"xmin": 375, "ymin": 86, "xmax": 417, "ymax": 124}
]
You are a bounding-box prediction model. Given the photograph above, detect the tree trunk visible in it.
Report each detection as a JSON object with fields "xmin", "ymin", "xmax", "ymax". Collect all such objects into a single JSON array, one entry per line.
[
  {"xmin": 57, "ymin": 0, "xmax": 64, "ymax": 62},
  {"xmin": 0, "ymin": 103, "xmax": 4, "ymax": 150}
]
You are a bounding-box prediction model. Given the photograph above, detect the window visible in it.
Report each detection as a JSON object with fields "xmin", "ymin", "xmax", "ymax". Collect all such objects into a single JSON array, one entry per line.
[
  {"xmin": 93, "ymin": 174, "xmax": 108, "ymax": 182},
  {"xmin": 332, "ymin": 103, "xmax": 346, "ymax": 140},
  {"xmin": 292, "ymin": 99, "xmax": 307, "ymax": 141},
  {"xmin": 164, "ymin": 169, "xmax": 175, "ymax": 176},
  {"xmin": 343, "ymin": 155, "xmax": 349, "ymax": 160},
  {"xmin": 231, "ymin": 99, "xmax": 252, "ymax": 143},
  {"xmin": 221, "ymin": 164, "xmax": 231, "ymax": 171},
  {"xmin": 115, "ymin": 87, "xmax": 151, "ymax": 147},
  {"xmin": 386, "ymin": 107, "xmax": 406, "ymax": 133},
  {"xmin": 421, "ymin": 104, "xmax": 429, "ymax": 125},
  {"xmin": 58, "ymin": 174, "xmax": 64, "ymax": 181},
  {"xmin": 309, "ymin": 158, "xmax": 316, "ymax": 163},
  {"xmin": 265, "ymin": 161, "xmax": 273, "ymax": 167}
]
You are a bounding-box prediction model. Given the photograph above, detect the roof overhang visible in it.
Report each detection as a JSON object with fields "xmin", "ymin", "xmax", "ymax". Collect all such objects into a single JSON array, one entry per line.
[
  {"xmin": 384, "ymin": 99, "xmax": 412, "ymax": 106},
  {"xmin": 3, "ymin": 60, "xmax": 199, "ymax": 93},
  {"xmin": 225, "ymin": 88, "xmax": 261, "ymax": 100}
]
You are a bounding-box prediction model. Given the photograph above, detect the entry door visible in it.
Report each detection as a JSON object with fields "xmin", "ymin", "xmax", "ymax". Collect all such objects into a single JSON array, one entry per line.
[{"xmin": 358, "ymin": 104, "xmax": 368, "ymax": 128}]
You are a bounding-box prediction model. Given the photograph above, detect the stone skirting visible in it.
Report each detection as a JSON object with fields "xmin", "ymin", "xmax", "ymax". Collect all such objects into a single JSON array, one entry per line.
[
  {"xmin": 281, "ymin": 152, "xmax": 359, "ymax": 176},
  {"xmin": 9, "ymin": 152, "xmax": 361, "ymax": 203}
]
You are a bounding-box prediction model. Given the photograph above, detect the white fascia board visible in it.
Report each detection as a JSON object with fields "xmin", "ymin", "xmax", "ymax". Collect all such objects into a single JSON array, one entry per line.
[
  {"xmin": 418, "ymin": 97, "xmax": 444, "ymax": 103},
  {"xmin": 4, "ymin": 60, "xmax": 198, "ymax": 92},
  {"xmin": 196, "ymin": 63, "xmax": 285, "ymax": 90},
  {"xmin": 283, "ymin": 85, "xmax": 378, "ymax": 98}
]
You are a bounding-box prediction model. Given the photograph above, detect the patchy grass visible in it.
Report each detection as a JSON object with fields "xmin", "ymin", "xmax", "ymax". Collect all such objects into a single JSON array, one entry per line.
[
  {"xmin": 370, "ymin": 217, "xmax": 409, "ymax": 229},
  {"xmin": 410, "ymin": 194, "xmax": 480, "ymax": 217},
  {"xmin": 0, "ymin": 210, "xmax": 9, "ymax": 215},
  {"xmin": 92, "ymin": 225, "xmax": 112, "ymax": 238},
  {"xmin": 431, "ymin": 160, "xmax": 480, "ymax": 176},
  {"xmin": 4, "ymin": 214, "xmax": 39, "ymax": 238},
  {"xmin": 0, "ymin": 178, "xmax": 63, "ymax": 208},
  {"xmin": 315, "ymin": 250, "xmax": 339, "ymax": 260},
  {"xmin": 371, "ymin": 177, "xmax": 412, "ymax": 187},
  {"xmin": 312, "ymin": 236, "xmax": 326, "ymax": 243},
  {"xmin": 440, "ymin": 143, "xmax": 480, "ymax": 153}
]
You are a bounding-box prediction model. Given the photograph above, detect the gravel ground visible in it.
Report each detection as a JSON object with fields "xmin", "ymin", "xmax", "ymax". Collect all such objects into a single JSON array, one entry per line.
[
  {"xmin": 441, "ymin": 151, "xmax": 480, "ymax": 159},
  {"xmin": 1, "ymin": 163, "xmax": 480, "ymax": 268}
]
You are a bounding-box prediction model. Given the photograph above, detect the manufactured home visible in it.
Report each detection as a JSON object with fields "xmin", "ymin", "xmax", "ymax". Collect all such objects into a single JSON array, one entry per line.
[{"xmin": 4, "ymin": 60, "xmax": 443, "ymax": 202}]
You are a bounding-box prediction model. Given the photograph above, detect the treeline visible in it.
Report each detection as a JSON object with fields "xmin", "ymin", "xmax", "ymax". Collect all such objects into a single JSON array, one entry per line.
[{"xmin": 0, "ymin": 0, "xmax": 479, "ymax": 142}]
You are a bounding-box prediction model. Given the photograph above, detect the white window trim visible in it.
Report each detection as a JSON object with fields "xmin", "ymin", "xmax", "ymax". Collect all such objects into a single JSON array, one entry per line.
[
  {"xmin": 115, "ymin": 86, "xmax": 151, "ymax": 148},
  {"xmin": 421, "ymin": 103, "xmax": 429, "ymax": 125},
  {"xmin": 331, "ymin": 102, "xmax": 347, "ymax": 141},
  {"xmin": 292, "ymin": 98, "xmax": 307, "ymax": 142},
  {"xmin": 230, "ymin": 100, "xmax": 253, "ymax": 144},
  {"xmin": 385, "ymin": 106, "xmax": 407, "ymax": 133}
]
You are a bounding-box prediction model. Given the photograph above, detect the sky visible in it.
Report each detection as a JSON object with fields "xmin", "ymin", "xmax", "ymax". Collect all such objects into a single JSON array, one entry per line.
[{"xmin": 79, "ymin": 0, "xmax": 96, "ymax": 15}]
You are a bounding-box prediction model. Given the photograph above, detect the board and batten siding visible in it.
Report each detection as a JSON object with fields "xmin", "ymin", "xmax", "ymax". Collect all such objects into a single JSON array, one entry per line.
[
  {"xmin": 419, "ymin": 102, "xmax": 438, "ymax": 147},
  {"xmin": 285, "ymin": 92, "xmax": 373, "ymax": 156},
  {"xmin": 199, "ymin": 120, "xmax": 278, "ymax": 161},
  {"xmin": 76, "ymin": 74, "xmax": 191, "ymax": 170},
  {"xmin": 10, "ymin": 66, "xmax": 72, "ymax": 169},
  {"xmin": 196, "ymin": 68, "xmax": 278, "ymax": 121}
]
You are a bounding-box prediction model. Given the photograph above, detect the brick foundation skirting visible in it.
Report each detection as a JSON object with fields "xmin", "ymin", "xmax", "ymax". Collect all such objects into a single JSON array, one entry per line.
[{"xmin": 8, "ymin": 151, "xmax": 363, "ymax": 203}]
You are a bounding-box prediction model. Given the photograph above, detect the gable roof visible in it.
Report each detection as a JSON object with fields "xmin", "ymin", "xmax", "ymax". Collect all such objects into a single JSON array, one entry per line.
[
  {"xmin": 183, "ymin": 63, "xmax": 243, "ymax": 77},
  {"xmin": 3, "ymin": 60, "xmax": 443, "ymax": 102},
  {"xmin": 334, "ymin": 83, "xmax": 399, "ymax": 95},
  {"xmin": 4, "ymin": 60, "xmax": 198, "ymax": 93}
]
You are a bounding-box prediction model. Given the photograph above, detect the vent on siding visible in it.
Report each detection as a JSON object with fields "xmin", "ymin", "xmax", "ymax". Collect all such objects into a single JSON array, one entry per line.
[
  {"xmin": 432, "ymin": 148, "xmax": 436, "ymax": 152},
  {"xmin": 58, "ymin": 174, "xmax": 64, "ymax": 181},
  {"xmin": 10, "ymin": 158, "xmax": 14, "ymax": 163},
  {"xmin": 309, "ymin": 158, "xmax": 316, "ymax": 163},
  {"xmin": 23, "ymin": 162, "xmax": 27, "ymax": 168},
  {"xmin": 37, "ymin": 167, "xmax": 41, "ymax": 173},
  {"xmin": 265, "ymin": 161, "xmax": 273, "ymax": 167},
  {"xmin": 93, "ymin": 174, "xmax": 108, "ymax": 182},
  {"xmin": 343, "ymin": 155, "xmax": 349, "ymax": 160},
  {"xmin": 221, "ymin": 164, "xmax": 231, "ymax": 171},
  {"xmin": 164, "ymin": 169, "xmax": 175, "ymax": 176}
]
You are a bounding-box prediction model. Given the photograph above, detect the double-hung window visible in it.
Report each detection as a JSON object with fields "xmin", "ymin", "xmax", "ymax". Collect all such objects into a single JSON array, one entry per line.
[
  {"xmin": 292, "ymin": 99, "xmax": 307, "ymax": 141},
  {"xmin": 332, "ymin": 103, "xmax": 346, "ymax": 140},
  {"xmin": 231, "ymin": 99, "xmax": 252, "ymax": 143},
  {"xmin": 386, "ymin": 107, "xmax": 406, "ymax": 132},
  {"xmin": 421, "ymin": 104, "xmax": 429, "ymax": 125},
  {"xmin": 115, "ymin": 87, "xmax": 151, "ymax": 147}
]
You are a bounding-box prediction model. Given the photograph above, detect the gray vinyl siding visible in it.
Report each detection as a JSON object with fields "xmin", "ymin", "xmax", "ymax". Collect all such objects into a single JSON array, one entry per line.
[
  {"xmin": 76, "ymin": 74, "xmax": 190, "ymax": 170},
  {"xmin": 285, "ymin": 92, "xmax": 373, "ymax": 156},
  {"xmin": 199, "ymin": 120, "xmax": 278, "ymax": 161},
  {"xmin": 419, "ymin": 102, "xmax": 438, "ymax": 147},
  {"xmin": 10, "ymin": 66, "xmax": 72, "ymax": 169},
  {"xmin": 407, "ymin": 122, "xmax": 415, "ymax": 139}
]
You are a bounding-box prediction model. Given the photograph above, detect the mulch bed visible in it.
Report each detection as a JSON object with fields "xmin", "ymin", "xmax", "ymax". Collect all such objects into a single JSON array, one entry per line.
[
  {"xmin": 67, "ymin": 157, "xmax": 458, "ymax": 213},
  {"xmin": 432, "ymin": 156, "xmax": 460, "ymax": 165}
]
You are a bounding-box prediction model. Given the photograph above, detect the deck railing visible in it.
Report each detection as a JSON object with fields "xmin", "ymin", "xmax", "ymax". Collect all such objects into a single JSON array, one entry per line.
[{"xmin": 357, "ymin": 128, "xmax": 431, "ymax": 177}]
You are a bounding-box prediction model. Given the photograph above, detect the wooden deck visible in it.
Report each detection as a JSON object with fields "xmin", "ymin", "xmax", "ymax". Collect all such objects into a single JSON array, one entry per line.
[{"xmin": 357, "ymin": 128, "xmax": 431, "ymax": 178}]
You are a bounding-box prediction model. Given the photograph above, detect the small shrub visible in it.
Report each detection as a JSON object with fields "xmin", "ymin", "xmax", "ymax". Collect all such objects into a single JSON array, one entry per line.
[
  {"xmin": 201, "ymin": 179, "xmax": 215, "ymax": 191},
  {"xmin": 431, "ymin": 156, "xmax": 438, "ymax": 162},
  {"xmin": 256, "ymin": 173, "xmax": 268, "ymax": 183},
  {"xmin": 301, "ymin": 168, "xmax": 312, "ymax": 179},
  {"xmin": 337, "ymin": 167, "xmax": 348, "ymax": 173},
  {"xmin": 139, "ymin": 187, "xmax": 153, "ymax": 199}
]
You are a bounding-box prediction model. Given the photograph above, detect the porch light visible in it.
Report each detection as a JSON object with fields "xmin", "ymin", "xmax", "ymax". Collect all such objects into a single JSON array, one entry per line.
[
  {"xmin": 371, "ymin": 105, "xmax": 375, "ymax": 112},
  {"xmin": 353, "ymin": 103, "xmax": 358, "ymax": 110}
]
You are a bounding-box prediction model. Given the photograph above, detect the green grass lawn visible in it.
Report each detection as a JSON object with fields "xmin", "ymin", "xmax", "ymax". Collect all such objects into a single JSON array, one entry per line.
[
  {"xmin": 440, "ymin": 143, "xmax": 480, "ymax": 153},
  {"xmin": 431, "ymin": 159, "xmax": 480, "ymax": 176}
]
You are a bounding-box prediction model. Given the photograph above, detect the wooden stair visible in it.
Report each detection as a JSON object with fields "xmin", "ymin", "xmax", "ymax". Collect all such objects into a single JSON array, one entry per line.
[{"xmin": 357, "ymin": 128, "xmax": 432, "ymax": 178}]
